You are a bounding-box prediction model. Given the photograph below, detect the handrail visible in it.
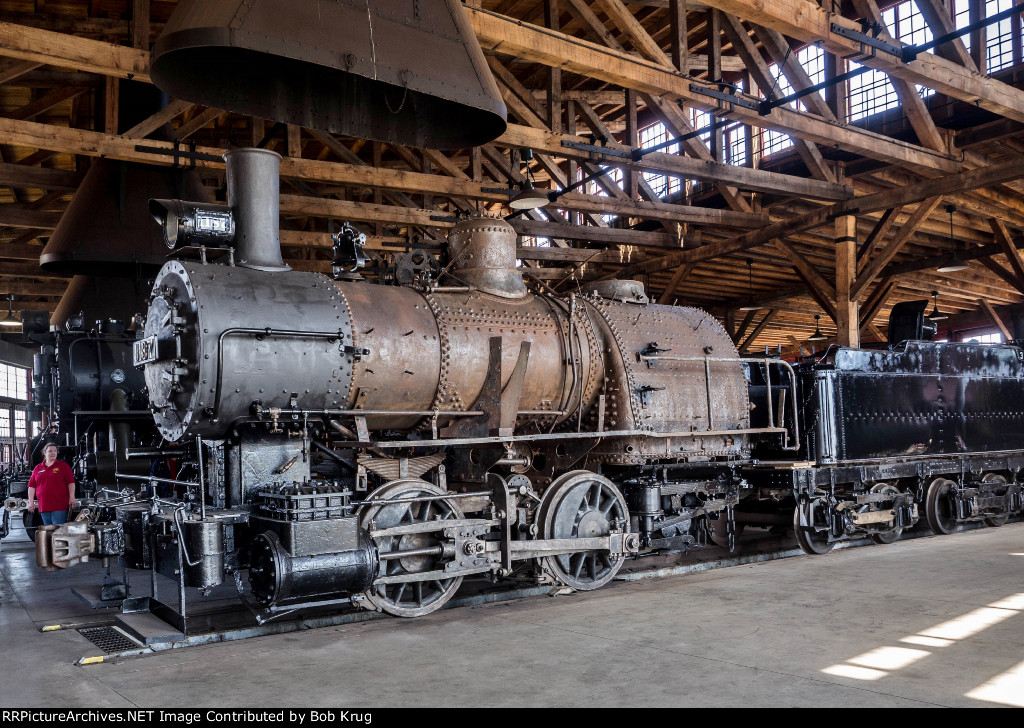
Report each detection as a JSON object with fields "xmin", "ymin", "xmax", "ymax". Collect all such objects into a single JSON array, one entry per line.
[{"xmin": 636, "ymin": 354, "xmax": 800, "ymax": 451}]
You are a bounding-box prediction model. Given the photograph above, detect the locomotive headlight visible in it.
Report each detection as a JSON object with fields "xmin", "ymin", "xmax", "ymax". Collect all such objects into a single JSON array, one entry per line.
[{"xmin": 149, "ymin": 198, "xmax": 236, "ymax": 251}]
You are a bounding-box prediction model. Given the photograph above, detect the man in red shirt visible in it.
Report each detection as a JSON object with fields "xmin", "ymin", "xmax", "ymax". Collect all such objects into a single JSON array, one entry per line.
[{"xmin": 26, "ymin": 442, "xmax": 76, "ymax": 526}]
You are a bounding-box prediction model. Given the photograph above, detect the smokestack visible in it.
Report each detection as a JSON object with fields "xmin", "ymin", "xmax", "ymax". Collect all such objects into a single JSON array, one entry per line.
[{"xmin": 224, "ymin": 148, "xmax": 288, "ymax": 272}]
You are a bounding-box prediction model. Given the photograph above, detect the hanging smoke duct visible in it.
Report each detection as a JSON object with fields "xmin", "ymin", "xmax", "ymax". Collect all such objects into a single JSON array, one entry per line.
[
  {"xmin": 39, "ymin": 159, "xmax": 214, "ymax": 276},
  {"xmin": 150, "ymin": 0, "xmax": 507, "ymax": 150}
]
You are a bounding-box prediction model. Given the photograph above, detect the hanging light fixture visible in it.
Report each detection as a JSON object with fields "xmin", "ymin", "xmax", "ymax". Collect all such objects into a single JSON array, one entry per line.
[
  {"xmin": 936, "ymin": 204, "xmax": 969, "ymax": 273},
  {"xmin": 807, "ymin": 314, "xmax": 827, "ymax": 341},
  {"xmin": 508, "ymin": 149, "xmax": 552, "ymax": 210},
  {"xmin": 738, "ymin": 258, "xmax": 763, "ymax": 311},
  {"xmin": 508, "ymin": 179, "xmax": 552, "ymax": 210},
  {"xmin": 0, "ymin": 294, "xmax": 21, "ymax": 329},
  {"xmin": 928, "ymin": 290, "xmax": 948, "ymax": 321}
]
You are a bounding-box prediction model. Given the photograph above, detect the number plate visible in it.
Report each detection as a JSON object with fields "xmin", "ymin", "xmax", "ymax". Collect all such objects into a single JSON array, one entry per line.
[{"xmin": 133, "ymin": 335, "xmax": 160, "ymax": 367}]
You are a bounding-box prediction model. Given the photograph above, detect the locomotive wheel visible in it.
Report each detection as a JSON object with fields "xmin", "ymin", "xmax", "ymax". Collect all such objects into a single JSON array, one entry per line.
[
  {"xmin": 537, "ymin": 471, "xmax": 629, "ymax": 591},
  {"xmin": 793, "ymin": 498, "xmax": 834, "ymax": 555},
  {"xmin": 981, "ymin": 473, "xmax": 1011, "ymax": 528},
  {"xmin": 22, "ymin": 509, "xmax": 42, "ymax": 543},
  {"xmin": 925, "ymin": 478, "xmax": 958, "ymax": 535},
  {"xmin": 358, "ymin": 479, "xmax": 464, "ymax": 618},
  {"xmin": 707, "ymin": 511, "xmax": 744, "ymax": 550},
  {"xmin": 868, "ymin": 483, "xmax": 903, "ymax": 545}
]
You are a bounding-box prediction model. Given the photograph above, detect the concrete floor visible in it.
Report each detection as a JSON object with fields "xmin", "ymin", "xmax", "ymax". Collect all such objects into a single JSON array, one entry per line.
[{"xmin": 1, "ymin": 517, "xmax": 1023, "ymax": 708}]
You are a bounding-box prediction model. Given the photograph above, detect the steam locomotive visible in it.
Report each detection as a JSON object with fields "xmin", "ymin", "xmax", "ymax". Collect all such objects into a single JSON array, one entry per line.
[
  {"xmin": 3, "ymin": 314, "xmax": 163, "ymax": 544},
  {"xmin": 33, "ymin": 148, "xmax": 1023, "ymax": 630}
]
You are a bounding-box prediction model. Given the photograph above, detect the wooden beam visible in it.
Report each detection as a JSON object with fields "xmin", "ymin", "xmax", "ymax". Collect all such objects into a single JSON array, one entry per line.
[
  {"xmin": 468, "ymin": 7, "xmax": 960, "ymax": 172},
  {"xmin": 853, "ymin": 196, "xmax": 944, "ymax": 299},
  {"xmin": 860, "ymin": 276, "xmax": 895, "ymax": 328},
  {"xmin": 739, "ymin": 309, "xmax": 777, "ymax": 352},
  {"xmin": 774, "ymin": 239, "xmax": 836, "ymax": 301},
  {"xmin": 8, "ymin": 85, "xmax": 85, "ymax": 121},
  {"xmin": 915, "ymin": 0, "xmax": 977, "ymax": 70},
  {"xmin": 0, "ymin": 162, "xmax": 80, "ymax": 191},
  {"xmin": 696, "ymin": 0, "xmax": 1024, "ymax": 125},
  {"xmin": 754, "ymin": 26, "xmax": 835, "ymax": 121},
  {"xmin": 174, "ymin": 107, "xmax": 220, "ymax": 140},
  {"xmin": 0, "ymin": 60, "xmax": 41, "ymax": 85},
  {"xmin": 104, "ymin": 76, "xmax": 119, "ymax": 135},
  {"xmin": 857, "ymin": 206, "xmax": 901, "ymax": 272},
  {"xmin": 720, "ymin": 13, "xmax": 835, "ymax": 182},
  {"xmin": 131, "ymin": 0, "xmax": 150, "ymax": 51},
  {"xmin": 0, "ymin": 242, "xmax": 44, "ymax": 260},
  {"xmin": 0, "ymin": 20, "xmax": 151, "ymax": 82},
  {"xmin": 980, "ymin": 257, "xmax": 1024, "ymax": 296},
  {"xmin": 122, "ymin": 99, "xmax": 192, "ymax": 139},
  {"xmin": 498, "ymin": 123, "xmax": 853, "ymax": 201},
  {"xmin": 733, "ymin": 309, "xmax": 759, "ymax": 344},
  {"xmin": 849, "ymin": 0, "xmax": 947, "ymax": 153},
  {"xmin": 615, "ymin": 159, "xmax": 1024, "ymax": 278},
  {"xmin": 990, "ymin": 217, "xmax": 1024, "ymax": 286},
  {"xmin": 669, "ymin": 0, "xmax": 688, "ymax": 72},
  {"xmin": 510, "ymin": 219, "xmax": 681, "ymax": 247},
  {"xmin": 0, "ymin": 206, "xmax": 61, "ymax": 229},
  {"xmin": 980, "ymin": 298, "xmax": 1013, "ymax": 340},
  {"xmin": 657, "ymin": 262, "xmax": 695, "ymax": 304},
  {"xmin": 836, "ymin": 213, "xmax": 858, "ymax": 347}
]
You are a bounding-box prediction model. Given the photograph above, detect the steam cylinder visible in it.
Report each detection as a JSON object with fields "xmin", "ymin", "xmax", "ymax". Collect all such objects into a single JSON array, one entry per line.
[{"xmin": 248, "ymin": 530, "xmax": 376, "ymax": 606}]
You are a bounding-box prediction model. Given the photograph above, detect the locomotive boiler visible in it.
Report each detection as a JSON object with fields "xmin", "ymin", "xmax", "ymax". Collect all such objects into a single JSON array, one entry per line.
[{"xmin": 35, "ymin": 148, "xmax": 797, "ymax": 623}]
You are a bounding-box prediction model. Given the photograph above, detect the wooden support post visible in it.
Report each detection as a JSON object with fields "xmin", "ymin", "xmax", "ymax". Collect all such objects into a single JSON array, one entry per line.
[
  {"xmin": 970, "ymin": 0, "xmax": 985, "ymax": 74},
  {"xmin": 835, "ymin": 213, "xmax": 859, "ymax": 347},
  {"xmin": 565, "ymin": 99, "xmax": 579, "ymax": 224},
  {"xmin": 103, "ymin": 76, "xmax": 118, "ymax": 135},
  {"xmin": 624, "ymin": 88, "xmax": 638, "ymax": 198},
  {"xmin": 251, "ymin": 117, "xmax": 263, "ymax": 148},
  {"xmin": 824, "ymin": 52, "xmax": 846, "ymax": 122},
  {"xmin": 544, "ymin": 0, "xmax": 562, "ymax": 133},
  {"xmin": 708, "ymin": 9, "xmax": 723, "ymax": 162},
  {"xmin": 287, "ymin": 125, "xmax": 301, "ymax": 158},
  {"xmin": 372, "ymin": 142, "xmax": 383, "ymax": 236},
  {"xmin": 131, "ymin": 0, "xmax": 150, "ymax": 50},
  {"xmin": 670, "ymin": 0, "xmax": 688, "ymax": 72},
  {"xmin": 422, "ymin": 152, "xmax": 433, "ymax": 211}
]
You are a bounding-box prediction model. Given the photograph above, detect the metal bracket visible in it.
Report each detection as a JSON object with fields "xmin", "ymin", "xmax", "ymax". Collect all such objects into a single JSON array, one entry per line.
[
  {"xmin": 560, "ymin": 139, "xmax": 634, "ymax": 160},
  {"xmin": 830, "ymin": 22, "xmax": 904, "ymax": 60},
  {"xmin": 688, "ymin": 84, "xmax": 761, "ymax": 113}
]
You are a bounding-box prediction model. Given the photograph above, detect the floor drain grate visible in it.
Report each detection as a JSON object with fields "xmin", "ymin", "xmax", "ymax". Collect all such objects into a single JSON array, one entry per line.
[{"xmin": 78, "ymin": 626, "xmax": 141, "ymax": 654}]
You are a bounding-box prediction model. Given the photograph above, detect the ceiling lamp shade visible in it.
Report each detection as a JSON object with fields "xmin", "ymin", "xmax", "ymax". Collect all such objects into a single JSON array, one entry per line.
[
  {"xmin": 508, "ymin": 182, "xmax": 551, "ymax": 211},
  {"xmin": 150, "ymin": 0, "xmax": 507, "ymax": 150},
  {"xmin": 0, "ymin": 294, "xmax": 21, "ymax": 329},
  {"xmin": 807, "ymin": 314, "xmax": 827, "ymax": 341},
  {"xmin": 936, "ymin": 204, "xmax": 969, "ymax": 273}
]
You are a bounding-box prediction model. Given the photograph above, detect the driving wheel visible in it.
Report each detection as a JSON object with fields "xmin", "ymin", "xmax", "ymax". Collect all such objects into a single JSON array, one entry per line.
[
  {"xmin": 537, "ymin": 471, "xmax": 629, "ymax": 590},
  {"xmin": 358, "ymin": 479, "xmax": 464, "ymax": 618}
]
